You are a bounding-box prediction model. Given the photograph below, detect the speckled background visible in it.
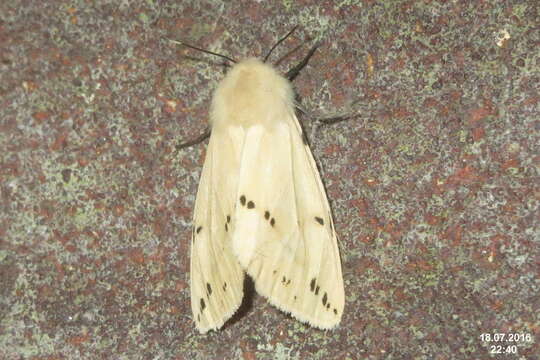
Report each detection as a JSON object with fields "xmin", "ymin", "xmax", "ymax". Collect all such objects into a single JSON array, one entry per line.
[{"xmin": 1, "ymin": 0, "xmax": 538, "ymax": 359}]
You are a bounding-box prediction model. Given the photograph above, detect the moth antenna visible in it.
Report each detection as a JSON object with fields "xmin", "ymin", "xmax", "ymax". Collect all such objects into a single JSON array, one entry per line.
[
  {"xmin": 166, "ymin": 38, "xmax": 237, "ymax": 64},
  {"xmin": 176, "ymin": 127, "xmax": 211, "ymax": 150},
  {"xmin": 298, "ymin": 105, "xmax": 360, "ymax": 126},
  {"xmin": 285, "ymin": 43, "xmax": 319, "ymax": 81},
  {"xmin": 263, "ymin": 25, "xmax": 299, "ymax": 63}
]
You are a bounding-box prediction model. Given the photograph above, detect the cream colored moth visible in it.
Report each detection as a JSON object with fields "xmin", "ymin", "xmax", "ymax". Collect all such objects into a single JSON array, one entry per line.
[{"xmin": 182, "ymin": 32, "xmax": 344, "ymax": 333}]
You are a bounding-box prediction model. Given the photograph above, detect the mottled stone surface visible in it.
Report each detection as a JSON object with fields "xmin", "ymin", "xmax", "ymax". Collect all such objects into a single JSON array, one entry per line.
[{"xmin": 1, "ymin": 1, "xmax": 538, "ymax": 359}]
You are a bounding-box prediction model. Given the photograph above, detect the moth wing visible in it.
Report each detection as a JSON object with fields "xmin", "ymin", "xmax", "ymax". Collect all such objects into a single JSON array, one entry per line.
[
  {"xmin": 190, "ymin": 130, "xmax": 245, "ymax": 333},
  {"xmin": 231, "ymin": 114, "xmax": 344, "ymax": 329}
]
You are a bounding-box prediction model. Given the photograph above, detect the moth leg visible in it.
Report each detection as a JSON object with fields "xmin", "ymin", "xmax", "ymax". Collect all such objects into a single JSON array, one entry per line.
[
  {"xmin": 317, "ymin": 113, "xmax": 359, "ymax": 125},
  {"xmin": 175, "ymin": 127, "xmax": 211, "ymax": 150},
  {"xmin": 314, "ymin": 112, "xmax": 363, "ymax": 142},
  {"xmin": 295, "ymin": 108, "xmax": 362, "ymax": 147}
]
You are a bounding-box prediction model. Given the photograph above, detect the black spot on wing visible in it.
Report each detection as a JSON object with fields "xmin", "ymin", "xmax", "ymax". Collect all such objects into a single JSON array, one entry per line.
[
  {"xmin": 196, "ymin": 226, "xmax": 202, "ymax": 234},
  {"xmin": 223, "ymin": 282, "xmax": 227, "ymax": 291},
  {"xmin": 264, "ymin": 210, "xmax": 276, "ymax": 226},
  {"xmin": 206, "ymin": 283, "xmax": 212, "ymax": 296},
  {"xmin": 322, "ymin": 292, "xmax": 328, "ymax": 306},
  {"xmin": 225, "ymin": 215, "xmax": 231, "ymax": 231},
  {"xmin": 315, "ymin": 216, "xmax": 324, "ymax": 225},
  {"xmin": 310, "ymin": 278, "xmax": 316, "ymax": 292},
  {"xmin": 333, "ymin": 308, "xmax": 338, "ymax": 315},
  {"xmin": 240, "ymin": 196, "xmax": 256, "ymax": 209},
  {"xmin": 315, "ymin": 285, "xmax": 320, "ymax": 296},
  {"xmin": 200, "ymin": 298, "xmax": 206, "ymax": 311}
]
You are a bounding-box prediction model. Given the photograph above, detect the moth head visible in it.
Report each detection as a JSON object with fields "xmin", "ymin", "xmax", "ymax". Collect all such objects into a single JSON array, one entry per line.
[{"xmin": 209, "ymin": 58, "xmax": 294, "ymax": 129}]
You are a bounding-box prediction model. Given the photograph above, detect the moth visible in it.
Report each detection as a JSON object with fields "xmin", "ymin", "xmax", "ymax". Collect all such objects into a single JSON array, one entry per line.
[{"xmin": 178, "ymin": 29, "xmax": 344, "ymax": 333}]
